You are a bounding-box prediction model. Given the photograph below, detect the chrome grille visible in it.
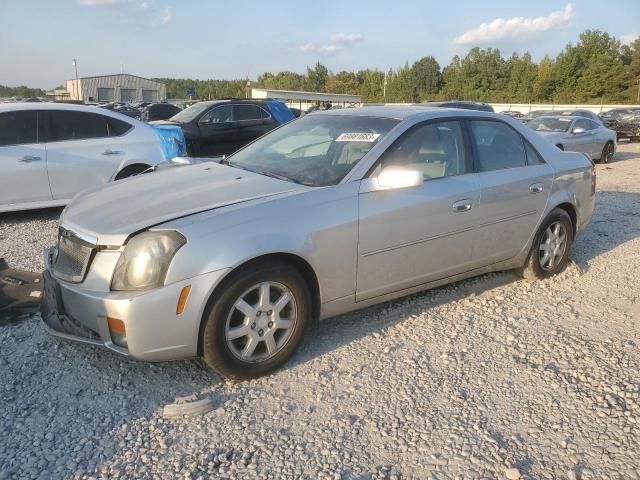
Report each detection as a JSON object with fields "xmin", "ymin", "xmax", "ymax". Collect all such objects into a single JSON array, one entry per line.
[{"xmin": 52, "ymin": 228, "xmax": 95, "ymax": 283}]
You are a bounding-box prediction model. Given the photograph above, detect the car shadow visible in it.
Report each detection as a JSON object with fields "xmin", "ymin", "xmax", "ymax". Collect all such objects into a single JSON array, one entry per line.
[{"xmin": 571, "ymin": 190, "xmax": 640, "ymax": 271}]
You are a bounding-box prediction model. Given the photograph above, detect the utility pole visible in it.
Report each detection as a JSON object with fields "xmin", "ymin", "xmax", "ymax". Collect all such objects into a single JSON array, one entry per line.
[
  {"xmin": 246, "ymin": 74, "xmax": 251, "ymax": 99},
  {"xmin": 72, "ymin": 58, "xmax": 79, "ymax": 101},
  {"xmin": 383, "ymin": 70, "xmax": 387, "ymax": 100}
]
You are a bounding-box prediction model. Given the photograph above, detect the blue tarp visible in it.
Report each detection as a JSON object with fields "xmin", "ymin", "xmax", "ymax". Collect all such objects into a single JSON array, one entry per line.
[
  {"xmin": 266, "ymin": 100, "xmax": 295, "ymax": 125},
  {"xmin": 150, "ymin": 124, "xmax": 187, "ymax": 160}
]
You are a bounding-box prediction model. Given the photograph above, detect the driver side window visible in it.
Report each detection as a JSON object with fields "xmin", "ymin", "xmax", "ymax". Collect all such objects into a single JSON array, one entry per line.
[
  {"xmin": 380, "ymin": 121, "xmax": 467, "ymax": 180},
  {"xmin": 200, "ymin": 105, "xmax": 233, "ymax": 124}
]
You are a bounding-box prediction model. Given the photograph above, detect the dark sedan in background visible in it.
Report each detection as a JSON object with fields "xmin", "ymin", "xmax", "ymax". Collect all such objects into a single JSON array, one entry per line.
[
  {"xmin": 154, "ymin": 99, "xmax": 295, "ymax": 156},
  {"xmin": 140, "ymin": 103, "xmax": 182, "ymax": 122}
]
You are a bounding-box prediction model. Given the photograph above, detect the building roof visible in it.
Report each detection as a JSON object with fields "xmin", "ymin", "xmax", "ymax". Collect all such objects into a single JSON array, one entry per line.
[{"xmin": 66, "ymin": 73, "xmax": 165, "ymax": 84}]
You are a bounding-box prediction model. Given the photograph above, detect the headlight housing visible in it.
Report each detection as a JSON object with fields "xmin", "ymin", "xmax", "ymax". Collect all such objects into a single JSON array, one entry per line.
[{"xmin": 111, "ymin": 230, "xmax": 186, "ymax": 291}]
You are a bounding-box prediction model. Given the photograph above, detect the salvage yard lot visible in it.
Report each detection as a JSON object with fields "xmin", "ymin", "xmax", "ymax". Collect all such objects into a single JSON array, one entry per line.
[{"xmin": 1, "ymin": 143, "xmax": 639, "ymax": 479}]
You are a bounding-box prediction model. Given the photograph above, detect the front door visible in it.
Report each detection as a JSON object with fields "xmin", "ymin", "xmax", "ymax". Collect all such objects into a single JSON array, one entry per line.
[
  {"xmin": 357, "ymin": 120, "xmax": 480, "ymax": 301},
  {"xmin": 467, "ymin": 120, "xmax": 553, "ymax": 265},
  {"xmin": 197, "ymin": 104, "xmax": 241, "ymax": 156},
  {"xmin": 0, "ymin": 110, "xmax": 51, "ymax": 206}
]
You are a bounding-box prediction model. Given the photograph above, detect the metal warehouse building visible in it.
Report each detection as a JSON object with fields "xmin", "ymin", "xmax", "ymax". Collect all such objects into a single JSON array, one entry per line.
[{"xmin": 64, "ymin": 74, "xmax": 166, "ymax": 103}]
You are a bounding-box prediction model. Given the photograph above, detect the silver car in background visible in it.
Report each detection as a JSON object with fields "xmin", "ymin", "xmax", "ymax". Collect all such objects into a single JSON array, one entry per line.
[
  {"xmin": 41, "ymin": 107, "xmax": 596, "ymax": 379},
  {"xmin": 527, "ymin": 115, "xmax": 616, "ymax": 163}
]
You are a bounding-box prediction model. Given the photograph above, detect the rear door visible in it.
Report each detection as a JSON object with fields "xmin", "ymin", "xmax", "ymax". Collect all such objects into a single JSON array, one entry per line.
[
  {"xmin": 44, "ymin": 110, "xmax": 127, "ymax": 200},
  {"xmin": 234, "ymin": 104, "xmax": 274, "ymax": 144},
  {"xmin": 0, "ymin": 110, "xmax": 51, "ymax": 206},
  {"xmin": 197, "ymin": 104, "xmax": 240, "ymax": 156},
  {"xmin": 468, "ymin": 120, "xmax": 553, "ymax": 266},
  {"xmin": 357, "ymin": 120, "xmax": 481, "ymax": 301}
]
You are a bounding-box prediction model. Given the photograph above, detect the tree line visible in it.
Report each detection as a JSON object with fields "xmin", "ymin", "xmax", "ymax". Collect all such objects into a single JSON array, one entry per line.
[
  {"xmin": 2, "ymin": 30, "xmax": 638, "ymax": 104},
  {"xmin": 160, "ymin": 30, "xmax": 640, "ymax": 104}
]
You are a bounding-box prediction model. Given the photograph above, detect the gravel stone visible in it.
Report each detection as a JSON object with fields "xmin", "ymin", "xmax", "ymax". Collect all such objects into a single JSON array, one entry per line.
[{"xmin": 1, "ymin": 143, "xmax": 640, "ymax": 478}]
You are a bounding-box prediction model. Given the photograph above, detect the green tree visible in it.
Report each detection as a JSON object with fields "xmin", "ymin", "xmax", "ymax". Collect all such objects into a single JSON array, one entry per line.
[
  {"xmin": 408, "ymin": 56, "xmax": 442, "ymax": 101},
  {"xmin": 306, "ymin": 62, "xmax": 329, "ymax": 92}
]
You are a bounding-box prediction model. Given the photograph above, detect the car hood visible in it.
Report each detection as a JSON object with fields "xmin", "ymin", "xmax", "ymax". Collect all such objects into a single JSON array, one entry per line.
[
  {"xmin": 536, "ymin": 131, "xmax": 566, "ymax": 142},
  {"xmin": 61, "ymin": 163, "xmax": 308, "ymax": 245}
]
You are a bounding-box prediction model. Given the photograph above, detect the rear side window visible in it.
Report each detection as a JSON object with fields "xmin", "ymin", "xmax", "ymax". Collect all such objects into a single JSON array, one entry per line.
[
  {"xmin": 524, "ymin": 141, "xmax": 545, "ymax": 165},
  {"xmin": 469, "ymin": 120, "xmax": 526, "ymax": 172},
  {"xmin": 0, "ymin": 111, "xmax": 38, "ymax": 146},
  {"xmin": 49, "ymin": 111, "xmax": 109, "ymax": 141},
  {"xmin": 107, "ymin": 117, "xmax": 132, "ymax": 136},
  {"xmin": 235, "ymin": 104, "xmax": 268, "ymax": 121}
]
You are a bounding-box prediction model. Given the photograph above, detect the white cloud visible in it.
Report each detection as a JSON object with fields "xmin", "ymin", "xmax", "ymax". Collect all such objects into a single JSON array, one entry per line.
[
  {"xmin": 161, "ymin": 7, "xmax": 172, "ymax": 25},
  {"xmin": 453, "ymin": 3, "xmax": 575, "ymax": 45},
  {"xmin": 296, "ymin": 33, "xmax": 362, "ymax": 54},
  {"xmin": 620, "ymin": 33, "xmax": 639, "ymax": 45}
]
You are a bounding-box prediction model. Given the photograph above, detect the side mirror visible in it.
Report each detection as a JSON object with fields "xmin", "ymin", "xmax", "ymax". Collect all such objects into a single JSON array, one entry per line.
[
  {"xmin": 377, "ymin": 167, "xmax": 424, "ymax": 189},
  {"xmin": 572, "ymin": 127, "xmax": 586, "ymax": 135}
]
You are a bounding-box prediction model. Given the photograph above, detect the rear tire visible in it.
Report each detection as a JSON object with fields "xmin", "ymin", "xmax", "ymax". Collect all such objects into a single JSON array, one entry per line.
[
  {"xmin": 201, "ymin": 262, "xmax": 311, "ymax": 380},
  {"xmin": 518, "ymin": 208, "xmax": 574, "ymax": 280},
  {"xmin": 114, "ymin": 164, "xmax": 151, "ymax": 180}
]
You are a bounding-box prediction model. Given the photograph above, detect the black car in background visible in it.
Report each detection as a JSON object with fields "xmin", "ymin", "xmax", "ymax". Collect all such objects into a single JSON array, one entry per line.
[
  {"xmin": 600, "ymin": 109, "xmax": 640, "ymax": 141},
  {"xmin": 140, "ymin": 103, "xmax": 182, "ymax": 122},
  {"xmin": 422, "ymin": 100, "xmax": 495, "ymax": 112},
  {"xmin": 154, "ymin": 99, "xmax": 294, "ymax": 157}
]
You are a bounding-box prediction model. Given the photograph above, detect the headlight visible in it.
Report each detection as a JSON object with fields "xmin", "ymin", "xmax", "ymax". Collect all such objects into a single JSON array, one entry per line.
[{"xmin": 111, "ymin": 230, "xmax": 186, "ymax": 291}]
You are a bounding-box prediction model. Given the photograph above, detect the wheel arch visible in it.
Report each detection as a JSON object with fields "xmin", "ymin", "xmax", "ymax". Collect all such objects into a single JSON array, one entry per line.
[
  {"xmin": 196, "ymin": 252, "xmax": 321, "ymax": 356},
  {"xmin": 554, "ymin": 202, "xmax": 577, "ymax": 235},
  {"xmin": 113, "ymin": 161, "xmax": 153, "ymax": 180}
]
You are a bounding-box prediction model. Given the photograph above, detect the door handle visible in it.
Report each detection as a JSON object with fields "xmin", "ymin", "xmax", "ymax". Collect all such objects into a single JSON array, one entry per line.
[
  {"xmin": 19, "ymin": 155, "xmax": 42, "ymax": 163},
  {"xmin": 102, "ymin": 149, "xmax": 122, "ymax": 156},
  {"xmin": 452, "ymin": 199, "xmax": 473, "ymax": 212},
  {"xmin": 530, "ymin": 183, "xmax": 544, "ymax": 194}
]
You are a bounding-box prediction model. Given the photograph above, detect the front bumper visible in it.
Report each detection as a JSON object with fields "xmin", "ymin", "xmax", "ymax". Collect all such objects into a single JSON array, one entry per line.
[{"xmin": 41, "ymin": 247, "xmax": 230, "ymax": 361}]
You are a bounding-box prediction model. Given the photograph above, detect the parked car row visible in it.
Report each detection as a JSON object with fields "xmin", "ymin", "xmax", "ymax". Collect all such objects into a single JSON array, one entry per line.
[{"xmin": 37, "ymin": 105, "xmax": 596, "ymax": 379}]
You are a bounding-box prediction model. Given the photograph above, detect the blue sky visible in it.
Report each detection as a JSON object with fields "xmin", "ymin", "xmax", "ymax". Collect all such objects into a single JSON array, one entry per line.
[{"xmin": 1, "ymin": 0, "xmax": 639, "ymax": 88}]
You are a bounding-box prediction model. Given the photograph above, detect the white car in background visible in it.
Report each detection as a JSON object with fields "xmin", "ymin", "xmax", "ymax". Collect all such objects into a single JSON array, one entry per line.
[{"xmin": 0, "ymin": 103, "xmax": 181, "ymax": 212}]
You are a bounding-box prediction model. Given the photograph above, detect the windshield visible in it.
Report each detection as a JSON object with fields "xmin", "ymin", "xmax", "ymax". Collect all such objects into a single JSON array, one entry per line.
[
  {"xmin": 169, "ymin": 102, "xmax": 212, "ymax": 123},
  {"xmin": 228, "ymin": 114, "xmax": 399, "ymax": 187},
  {"xmin": 528, "ymin": 117, "xmax": 572, "ymax": 133},
  {"xmin": 527, "ymin": 110, "xmax": 551, "ymax": 118}
]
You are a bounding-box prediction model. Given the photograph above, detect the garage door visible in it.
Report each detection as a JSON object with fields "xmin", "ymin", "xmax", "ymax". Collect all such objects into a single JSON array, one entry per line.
[
  {"xmin": 97, "ymin": 88, "xmax": 114, "ymax": 102},
  {"xmin": 120, "ymin": 89, "xmax": 136, "ymax": 102},
  {"xmin": 142, "ymin": 90, "xmax": 157, "ymax": 103}
]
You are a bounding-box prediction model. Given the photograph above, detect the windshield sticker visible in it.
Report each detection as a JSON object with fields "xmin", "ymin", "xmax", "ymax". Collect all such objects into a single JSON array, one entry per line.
[{"xmin": 335, "ymin": 132, "xmax": 381, "ymax": 142}]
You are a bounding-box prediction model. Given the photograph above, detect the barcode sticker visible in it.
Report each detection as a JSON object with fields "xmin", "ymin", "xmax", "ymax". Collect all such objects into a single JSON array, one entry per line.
[{"xmin": 335, "ymin": 133, "xmax": 381, "ymax": 142}]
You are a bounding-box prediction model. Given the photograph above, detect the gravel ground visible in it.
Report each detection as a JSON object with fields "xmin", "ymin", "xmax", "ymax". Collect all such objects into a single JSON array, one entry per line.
[{"xmin": 1, "ymin": 143, "xmax": 639, "ymax": 480}]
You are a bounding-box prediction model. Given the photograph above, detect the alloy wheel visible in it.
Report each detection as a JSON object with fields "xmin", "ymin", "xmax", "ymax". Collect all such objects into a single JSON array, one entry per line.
[
  {"xmin": 538, "ymin": 221, "xmax": 568, "ymax": 271},
  {"xmin": 225, "ymin": 281, "xmax": 297, "ymax": 362}
]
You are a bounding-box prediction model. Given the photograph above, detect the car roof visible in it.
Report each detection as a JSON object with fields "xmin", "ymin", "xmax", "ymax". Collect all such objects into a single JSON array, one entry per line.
[
  {"xmin": 535, "ymin": 115, "xmax": 576, "ymax": 121},
  {"xmin": 0, "ymin": 102, "xmax": 119, "ymax": 113},
  {"xmin": 310, "ymin": 105, "xmax": 499, "ymax": 121}
]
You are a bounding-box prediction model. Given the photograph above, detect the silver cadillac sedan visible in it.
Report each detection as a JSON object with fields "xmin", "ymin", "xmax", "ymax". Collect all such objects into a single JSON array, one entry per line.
[
  {"xmin": 41, "ymin": 107, "xmax": 596, "ymax": 379},
  {"xmin": 527, "ymin": 115, "xmax": 616, "ymax": 163}
]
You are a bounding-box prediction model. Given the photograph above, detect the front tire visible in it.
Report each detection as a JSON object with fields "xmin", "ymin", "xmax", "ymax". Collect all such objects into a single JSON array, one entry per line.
[
  {"xmin": 518, "ymin": 208, "xmax": 574, "ymax": 280},
  {"xmin": 600, "ymin": 141, "xmax": 614, "ymax": 164},
  {"xmin": 201, "ymin": 263, "xmax": 311, "ymax": 380}
]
